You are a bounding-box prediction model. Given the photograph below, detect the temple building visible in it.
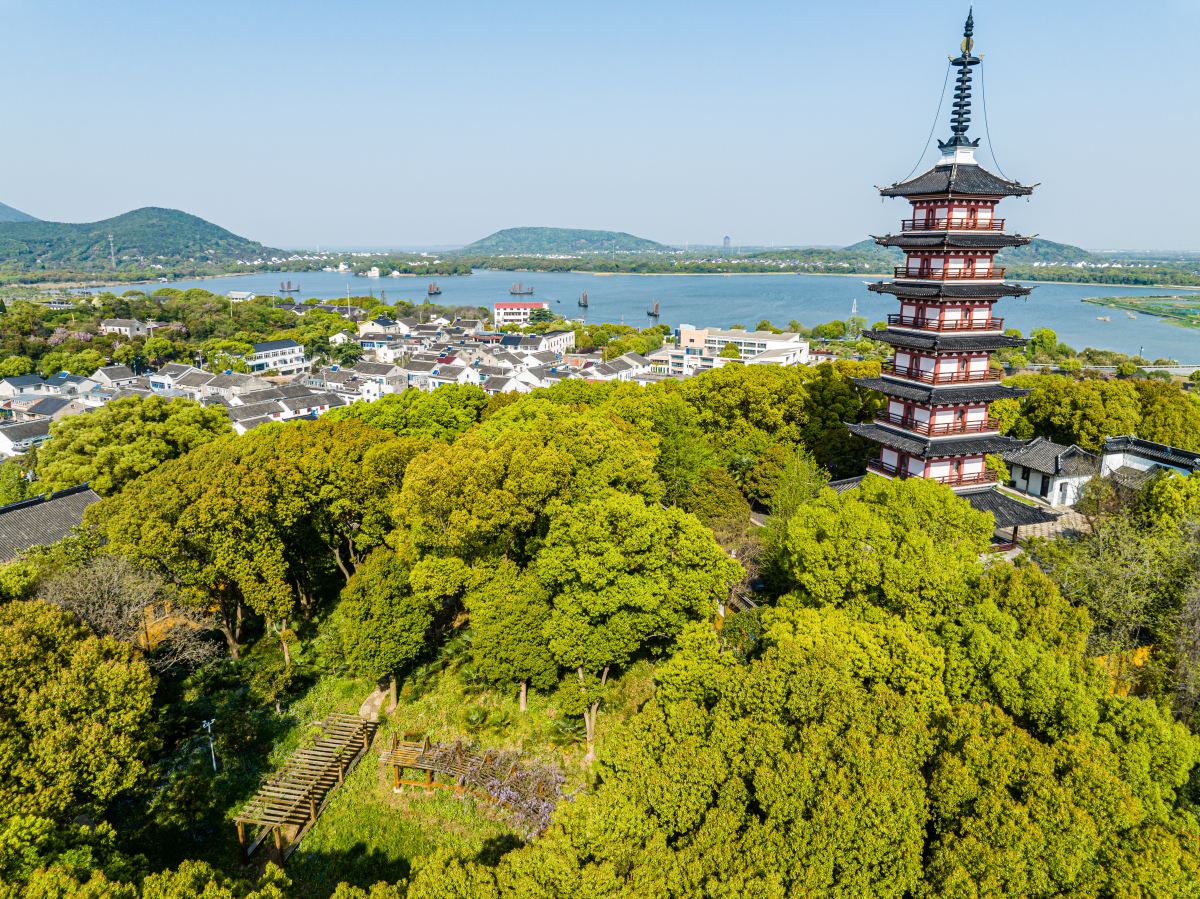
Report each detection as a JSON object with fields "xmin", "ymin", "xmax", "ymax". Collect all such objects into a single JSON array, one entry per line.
[{"xmin": 834, "ymin": 11, "xmax": 1057, "ymax": 543}]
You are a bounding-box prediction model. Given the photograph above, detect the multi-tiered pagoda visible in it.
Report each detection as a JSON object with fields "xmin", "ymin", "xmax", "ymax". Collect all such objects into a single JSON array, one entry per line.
[{"xmin": 840, "ymin": 12, "xmax": 1056, "ymax": 540}]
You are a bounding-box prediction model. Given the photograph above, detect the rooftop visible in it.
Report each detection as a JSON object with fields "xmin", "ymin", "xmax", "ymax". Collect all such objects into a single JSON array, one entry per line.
[{"xmin": 0, "ymin": 485, "xmax": 101, "ymax": 561}]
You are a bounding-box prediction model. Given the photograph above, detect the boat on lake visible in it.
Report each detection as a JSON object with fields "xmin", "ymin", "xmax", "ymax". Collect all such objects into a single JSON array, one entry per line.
[
  {"xmin": 280, "ymin": 280, "xmax": 300, "ymax": 293},
  {"xmin": 428, "ymin": 282, "xmax": 442, "ymax": 296},
  {"xmin": 578, "ymin": 291, "xmax": 588, "ymax": 308},
  {"xmin": 510, "ymin": 282, "xmax": 534, "ymax": 295},
  {"xmin": 647, "ymin": 300, "xmax": 660, "ymax": 317}
]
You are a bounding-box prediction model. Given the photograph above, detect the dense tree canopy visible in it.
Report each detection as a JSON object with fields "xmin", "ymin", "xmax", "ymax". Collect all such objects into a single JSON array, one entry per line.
[{"xmin": 37, "ymin": 396, "xmax": 232, "ymax": 496}]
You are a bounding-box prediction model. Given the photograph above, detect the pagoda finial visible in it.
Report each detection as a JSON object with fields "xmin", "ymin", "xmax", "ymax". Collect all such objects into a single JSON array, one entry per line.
[{"xmin": 939, "ymin": 9, "xmax": 981, "ymax": 151}]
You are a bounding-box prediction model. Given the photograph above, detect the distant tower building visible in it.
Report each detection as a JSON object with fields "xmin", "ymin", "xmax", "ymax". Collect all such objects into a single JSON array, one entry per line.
[
  {"xmin": 834, "ymin": 11, "xmax": 1056, "ymax": 541},
  {"xmin": 723, "ymin": 236, "xmax": 731, "ymax": 249}
]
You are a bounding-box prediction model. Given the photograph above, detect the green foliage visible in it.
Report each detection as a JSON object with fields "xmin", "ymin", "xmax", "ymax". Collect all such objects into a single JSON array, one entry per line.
[
  {"xmin": 537, "ymin": 492, "xmax": 742, "ymax": 675},
  {"xmin": 326, "ymin": 386, "xmax": 488, "ymax": 441},
  {"xmin": 339, "ymin": 548, "xmax": 433, "ymax": 686},
  {"xmin": 464, "ymin": 561, "xmax": 557, "ymax": 699},
  {"xmin": 37, "ymin": 396, "xmax": 234, "ymax": 496},
  {"xmin": 717, "ymin": 342, "xmax": 741, "ymax": 359},
  {"xmin": 0, "ymin": 355, "xmax": 34, "ymax": 377},
  {"xmin": 0, "ymin": 459, "xmax": 30, "ymax": 505},
  {"xmin": 0, "ymin": 600, "xmax": 155, "ymax": 820},
  {"xmin": 985, "ymin": 453, "xmax": 1010, "ymax": 485},
  {"xmin": 679, "ymin": 467, "xmax": 749, "ymax": 524}
]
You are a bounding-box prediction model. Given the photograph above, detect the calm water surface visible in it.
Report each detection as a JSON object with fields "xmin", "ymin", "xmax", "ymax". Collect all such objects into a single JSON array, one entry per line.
[{"xmin": 154, "ymin": 269, "xmax": 1200, "ymax": 362}]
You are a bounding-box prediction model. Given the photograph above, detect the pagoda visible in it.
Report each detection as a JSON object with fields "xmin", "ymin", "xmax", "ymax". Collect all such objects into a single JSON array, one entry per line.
[{"xmin": 840, "ymin": 11, "xmax": 1056, "ymax": 539}]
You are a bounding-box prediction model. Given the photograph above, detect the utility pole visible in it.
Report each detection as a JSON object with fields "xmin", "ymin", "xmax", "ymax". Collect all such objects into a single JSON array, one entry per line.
[
  {"xmin": 108, "ymin": 234, "xmax": 117, "ymax": 270},
  {"xmin": 202, "ymin": 720, "xmax": 217, "ymax": 772}
]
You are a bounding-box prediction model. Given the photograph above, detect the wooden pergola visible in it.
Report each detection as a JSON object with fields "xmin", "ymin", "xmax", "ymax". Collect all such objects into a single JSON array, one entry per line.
[
  {"xmin": 234, "ymin": 713, "xmax": 374, "ymax": 862},
  {"xmin": 378, "ymin": 735, "xmax": 558, "ymax": 808}
]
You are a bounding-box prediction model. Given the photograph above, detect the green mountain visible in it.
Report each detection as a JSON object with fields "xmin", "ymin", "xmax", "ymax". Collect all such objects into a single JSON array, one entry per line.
[
  {"xmin": 461, "ymin": 227, "xmax": 670, "ymax": 256},
  {"xmin": 0, "ymin": 201, "xmax": 38, "ymax": 223},
  {"xmin": 0, "ymin": 207, "xmax": 282, "ymax": 272},
  {"xmin": 996, "ymin": 238, "xmax": 1096, "ymax": 265}
]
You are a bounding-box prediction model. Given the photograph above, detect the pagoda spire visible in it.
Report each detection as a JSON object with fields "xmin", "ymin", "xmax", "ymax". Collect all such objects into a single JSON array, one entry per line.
[{"xmin": 940, "ymin": 9, "xmax": 981, "ymax": 150}]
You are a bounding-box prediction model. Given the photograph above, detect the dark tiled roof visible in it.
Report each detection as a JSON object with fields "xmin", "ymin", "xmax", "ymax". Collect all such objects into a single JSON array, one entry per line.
[
  {"xmin": 3, "ymin": 375, "xmax": 46, "ymax": 388},
  {"xmin": 851, "ymin": 376, "xmax": 1032, "ymax": 404},
  {"xmin": 868, "ymin": 281, "xmax": 1032, "ymax": 299},
  {"xmin": 874, "ymin": 233, "xmax": 1030, "ymax": 250},
  {"xmin": 251, "ymin": 339, "xmax": 301, "ymax": 353},
  {"xmin": 24, "ymin": 396, "xmax": 74, "ymax": 417},
  {"xmin": 846, "ymin": 421, "xmax": 1025, "ymax": 458},
  {"xmin": 0, "ymin": 419, "xmax": 53, "ymax": 442},
  {"xmin": 879, "ymin": 163, "xmax": 1034, "ymax": 198},
  {"xmin": 864, "ymin": 330, "xmax": 1029, "ymax": 351},
  {"xmin": 960, "ymin": 487, "xmax": 1059, "ymax": 528},
  {"xmin": 1103, "ymin": 435, "xmax": 1200, "ymax": 473},
  {"xmin": 1001, "ymin": 437, "xmax": 1097, "ymax": 476},
  {"xmin": 0, "ymin": 485, "xmax": 101, "ymax": 561},
  {"xmin": 828, "ymin": 475, "xmax": 866, "ymax": 494},
  {"xmin": 96, "ymin": 365, "xmax": 136, "ymax": 381}
]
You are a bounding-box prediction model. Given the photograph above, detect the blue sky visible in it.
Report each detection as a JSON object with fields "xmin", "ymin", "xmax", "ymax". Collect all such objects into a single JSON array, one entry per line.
[{"xmin": 3, "ymin": 0, "xmax": 1198, "ymax": 251}]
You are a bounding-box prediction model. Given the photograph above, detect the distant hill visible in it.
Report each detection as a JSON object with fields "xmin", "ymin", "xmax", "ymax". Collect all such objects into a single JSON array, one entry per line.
[
  {"xmin": 997, "ymin": 238, "xmax": 1097, "ymax": 265},
  {"xmin": 0, "ymin": 201, "xmax": 38, "ymax": 223},
  {"xmin": 844, "ymin": 239, "xmax": 902, "ymax": 258},
  {"xmin": 461, "ymin": 227, "xmax": 670, "ymax": 256},
  {"xmin": 0, "ymin": 207, "xmax": 282, "ymax": 271}
]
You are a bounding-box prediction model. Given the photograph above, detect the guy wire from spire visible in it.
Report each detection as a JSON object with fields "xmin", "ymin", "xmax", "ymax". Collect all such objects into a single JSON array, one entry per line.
[
  {"xmin": 979, "ymin": 62, "xmax": 1012, "ymax": 181},
  {"xmin": 900, "ymin": 60, "xmax": 952, "ymax": 183}
]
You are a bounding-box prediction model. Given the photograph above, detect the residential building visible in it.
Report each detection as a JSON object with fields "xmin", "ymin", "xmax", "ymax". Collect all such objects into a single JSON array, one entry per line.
[
  {"xmin": 1101, "ymin": 435, "xmax": 1200, "ymax": 481},
  {"xmin": 0, "ymin": 485, "xmax": 102, "ymax": 561},
  {"xmin": 358, "ymin": 317, "xmax": 402, "ymax": 338},
  {"xmin": 541, "ymin": 330, "xmax": 576, "ymax": 355},
  {"xmin": 585, "ymin": 352, "xmax": 653, "ymax": 382},
  {"xmin": 227, "ymin": 291, "xmax": 255, "ymax": 303},
  {"xmin": 481, "ymin": 375, "xmax": 533, "ymax": 396},
  {"xmin": 1001, "ymin": 438, "xmax": 1097, "ymax": 508},
  {"xmin": 428, "ymin": 365, "xmax": 473, "ymax": 390},
  {"xmin": 100, "ymin": 319, "xmax": 159, "ymax": 338},
  {"xmin": 493, "ymin": 301, "xmax": 549, "ymax": 327},
  {"xmin": 148, "ymin": 363, "xmax": 205, "ymax": 392},
  {"xmin": 18, "ymin": 396, "xmax": 90, "ymax": 423},
  {"xmin": 665, "ymin": 325, "xmax": 809, "ymax": 377},
  {"xmin": 329, "ymin": 330, "xmax": 358, "ymax": 347},
  {"xmin": 456, "ymin": 319, "xmax": 485, "ymax": 333},
  {"xmin": 45, "ymin": 372, "xmax": 98, "ymax": 395},
  {"xmin": 174, "ymin": 371, "xmax": 217, "ymax": 401},
  {"xmin": 243, "ymin": 339, "xmax": 308, "ymax": 375},
  {"xmin": 204, "ymin": 372, "xmax": 273, "ymax": 399},
  {"xmin": 0, "ymin": 375, "xmax": 47, "ymax": 400},
  {"xmin": 0, "ymin": 420, "xmax": 52, "ymax": 457},
  {"xmin": 398, "ymin": 359, "xmax": 437, "ymax": 391},
  {"xmin": 91, "ymin": 365, "xmax": 139, "ymax": 389}
]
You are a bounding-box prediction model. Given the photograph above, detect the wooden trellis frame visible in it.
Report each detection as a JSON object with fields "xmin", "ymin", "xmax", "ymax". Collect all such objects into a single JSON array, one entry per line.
[
  {"xmin": 234, "ymin": 713, "xmax": 374, "ymax": 862},
  {"xmin": 378, "ymin": 734, "xmax": 556, "ymax": 810}
]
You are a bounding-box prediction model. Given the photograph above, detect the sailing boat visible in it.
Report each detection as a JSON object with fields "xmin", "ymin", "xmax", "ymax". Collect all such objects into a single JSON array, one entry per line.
[
  {"xmin": 578, "ymin": 291, "xmax": 588, "ymax": 308},
  {"xmin": 646, "ymin": 299, "xmax": 660, "ymax": 317}
]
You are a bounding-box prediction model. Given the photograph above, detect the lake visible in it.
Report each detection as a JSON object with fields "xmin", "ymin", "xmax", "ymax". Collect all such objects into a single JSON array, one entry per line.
[{"xmin": 152, "ymin": 268, "xmax": 1200, "ymax": 362}]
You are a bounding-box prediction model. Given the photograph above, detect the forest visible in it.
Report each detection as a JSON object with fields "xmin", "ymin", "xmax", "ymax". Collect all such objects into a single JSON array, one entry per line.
[{"xmin": 4, "ymin": 360, "xmax": 1200, "ymax": 898}]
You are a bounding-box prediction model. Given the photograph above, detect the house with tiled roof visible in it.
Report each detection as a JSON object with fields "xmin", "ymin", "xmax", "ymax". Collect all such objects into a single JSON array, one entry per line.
[
  {"xmin": 0, "ymin": 419, "xmax": 52, "ymax": 457},
  {"xmin": 1000, "ymin": 437, "xmax": 1097, "ymax": 508},
  {"xmin": 0, "ymin": 485, "xmax": 101, "ymax": 561},
  {"xmin": 92, "ymin": 365, "xmax": 139, "ymax": 389}
]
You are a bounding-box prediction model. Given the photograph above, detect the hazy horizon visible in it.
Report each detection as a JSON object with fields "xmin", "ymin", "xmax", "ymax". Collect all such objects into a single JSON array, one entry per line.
[{"xmin": 4, "ymin": 0, "xmax": 1198, "ymax": 252}]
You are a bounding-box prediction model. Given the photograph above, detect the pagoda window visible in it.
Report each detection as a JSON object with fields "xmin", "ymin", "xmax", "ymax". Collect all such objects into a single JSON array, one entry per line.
[
  {"xmin": 967, "ymin": 207, "xmax": 977, "ymax": 222},
  {"xmin": 943, "ymin": 307, "xmax": 963, "ymax": 322},
  {"xmin": 901, "ymin": 303, "xmax": 916, "ymax": 319},
  {"xmin": 882, "ymin": 447, "xmax": 899, "ymax": 468},
  {"xmin": 969, "ymin": 356, "xmax": 988, "ymax": 371},
  {"xmin": 895, "ymin": 351, "xmax": 911, "ymax": 369},
  {"xmin": 913, "ymin": 407, "xmax": 929, "ymax": 424},
  {"xmin": 977, "ymin": 206, "xmax": 993, "ymax": 224},
  {"xmin": 908, "ymin": 457, "xmax": 925, "ymax": 476},
  {"xmin": 957, "ymin": 358, "xmax": 968, "ymax": 372}
]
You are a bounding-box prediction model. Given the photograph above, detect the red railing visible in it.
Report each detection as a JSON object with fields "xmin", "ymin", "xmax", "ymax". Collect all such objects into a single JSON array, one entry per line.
[
  {"xmin": 886, "ymin": 314, "xmax": 1003, "ymax": 332},
  {"xmin": 868, "ymin": 458, "xmax": 998, "ymax": 487},
  {"xmin": 882, "ymin": 362, "xmax": 1003, "ymax": 384},
  {"xmin": 900, "ymin": 217, "xmax": 1005, "ymax": 232},
  {"xmin": 874, "ymin": 410, "xmax": 1000, "ymax": 436},
  {"xmin": 894, "ymin": 266, "xmax": 1006, "ymax": 280}
]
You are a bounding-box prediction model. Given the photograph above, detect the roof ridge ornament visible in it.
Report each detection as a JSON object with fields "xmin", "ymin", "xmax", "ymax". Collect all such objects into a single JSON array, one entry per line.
[{"xmin": 938, "ymin": 9, "xmax": 981, "ymax": 152}]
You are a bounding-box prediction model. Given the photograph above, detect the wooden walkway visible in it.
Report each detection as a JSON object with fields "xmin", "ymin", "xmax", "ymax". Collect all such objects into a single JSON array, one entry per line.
[{"xmin": 234, "ymin": 713, "xmax": 375, "ymax": 862}]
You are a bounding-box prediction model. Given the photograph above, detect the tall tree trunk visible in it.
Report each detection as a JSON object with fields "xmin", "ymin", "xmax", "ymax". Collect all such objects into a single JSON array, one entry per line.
[
  {"xmin": 519, "ymin": 679, "xmax": 527, "ymax": 713},
  {"xmin": 331, "ymin": 544, "xmax": 354, "ymax": 583},
  {"xmin": 218, "ymin": 623, "xmax": 240, "ymax": 659},
  {"xmin": 389, "ymin": 675, "xmax": 397, "ymax": 709}
]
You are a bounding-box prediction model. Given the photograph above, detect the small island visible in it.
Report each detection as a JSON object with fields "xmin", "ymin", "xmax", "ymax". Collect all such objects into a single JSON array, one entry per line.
[{"xmin": 1082, "ymin": 294, "xmax": 1200, "ymax": 329}]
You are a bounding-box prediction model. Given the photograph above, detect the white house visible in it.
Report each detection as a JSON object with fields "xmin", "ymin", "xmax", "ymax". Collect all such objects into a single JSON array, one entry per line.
[
  {"xmin": 585, "ymin": 352, "xmax": 653, "ymax": 382},
  {"xmin": 541, "ymin": 330, "xmax": 576, "ymax": 355},
  {"xmin": 493, "ymin": 301, "xmax": 549, "ymax": 327},
  {"xmin": 0, "ymin": 375, "xmax": 47, "ymax": 400},
  {"xmin": 243, "ymin": 339, "xmax": 309, "ymax": 375},
  {"xmin": 0, "ymin": 420, "xmax": 52, "ymax": 457},
  {"xmin": 664, "ymin": 325, "xmax": 809, "ymax": 377},
  {"xmin": 227, "ymin": 291, "xmax": 255, "ymax": 304},
  {"xmin": 1100, "ymin": 436, "xmax": 1200, "ymax": 482},
  {"xmin": 1001, "ymin": 438, "xmax": 1097, "ymax": 508},
  {"xmin": 100, "ymin": 319, "xmax": 159, "ymax": 338},
  {"xmin": 91, "ymin": 365, "xmax": 139, "ymax": 389}
]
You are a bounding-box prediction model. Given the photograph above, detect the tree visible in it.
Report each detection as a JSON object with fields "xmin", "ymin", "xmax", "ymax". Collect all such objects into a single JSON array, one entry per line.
[
  {"xmin": 536, "ymin": 493, "xmax": 741, "ymax": 760},
  {"xmin": 339, "ymin": 547, "xmax": 435, "ymax": 707},
  {"xmin": 679, "ymin": 467, "xmax": 748, "ymax": 524},
  {"xmin": 112, "ymin": 343, "xmax": 142, "ymax": 371},
  {"xmin": 37, "ymin": 396, "xmax": 233, "ymax": 496},
  {"xmin": 0, "ymin": 355, "xmax": 35, "ymax": 377},
  {"xmin": 0, "ymin": 600, "xmax": 155, "ymax": 820},
  {"xmin": 331, "ymin": 342, "xmax": 365, "ymax": 366},
  {"xmin": 143, "ymin": 336, "xmax": 174, "ymax": 367},
  {"xmin": 326, "ymin": 385, "xmax": 488, "ymax": 441},
  {"xmin": 0, "ymin": 459, "xmax": 30, "ymax": 505},
  {"xmin": 1008, "ymin": 374, "xmax": 1141, "ymax": 452},
  {"xmin": 718, "ymin": 342, "xmax": 741, "ymax": 359},
  {"xmin": 529, "ymin": 308, "xmax": 554, "ymax": 324},
  {"xmin": 755, "ymin": 319, "xmax": 773, "ymax": 332},
  {"xmin": 464, "ymin": 561, "xmax": 558, "ymax": 711},
  {"xmin": 36, "ymin": 556, "xmax": 217, "ymax": 674},
  {"xmin": 604, "ymin": 386, "xmax": 713, "ymax": 506}
]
